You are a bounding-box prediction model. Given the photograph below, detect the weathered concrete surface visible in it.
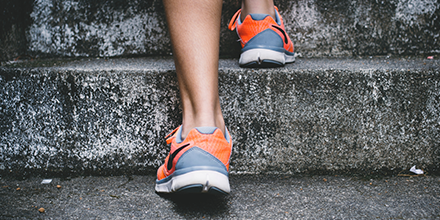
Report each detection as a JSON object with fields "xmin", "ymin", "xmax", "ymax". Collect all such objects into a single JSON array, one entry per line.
[
  {"xmin": 0, "ymin": 57, "xmax": 439, "ymax": 176},
  {"xmin": 1, "ymin": 174, "xmax": 439, "ymax": 219},
  {"xmin": 1, "ymin": 0, "xmax": 440, "ymax": 60}
]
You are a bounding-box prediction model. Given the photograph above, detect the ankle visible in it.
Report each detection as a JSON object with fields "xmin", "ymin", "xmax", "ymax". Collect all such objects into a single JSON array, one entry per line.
[{"xmin": 241, "ymin": 1, "xmax": 275, "ymax": 22}]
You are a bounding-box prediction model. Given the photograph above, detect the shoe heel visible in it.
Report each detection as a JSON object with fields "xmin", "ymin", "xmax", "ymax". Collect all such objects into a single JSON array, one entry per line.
[
  {"xmin": 240, "ymin": 29, "xmax": 287, "ymax": 67},
  {"xmin": 156, "ymin": 147, "xmax": 230, "ymax": 194},
  {"xmin": 239, "ymin": 48, "xmax": 286, "ymax": 67}
]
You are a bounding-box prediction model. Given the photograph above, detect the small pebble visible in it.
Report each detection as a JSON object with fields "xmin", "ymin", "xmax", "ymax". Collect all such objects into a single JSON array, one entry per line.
[
  {"xmin": 38, "ymin": 208, "xmax": 45, "ymax": 213},
  {"xmin": 16, "ymin": 188, "xmax": 20, "ymax": 191},
  {"xmin": 57, "ymin": 185, "xmax": 61, "ymax": 189}
]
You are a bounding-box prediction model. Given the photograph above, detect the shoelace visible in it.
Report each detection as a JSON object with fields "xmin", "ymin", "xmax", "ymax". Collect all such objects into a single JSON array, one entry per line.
[
  {"xmin": 165, "ymin": 126, "xmax": 180, "ymax": 144},
  {"xmin": 228, "ymin": 9, "xmax": 241, "ymax": 31}
]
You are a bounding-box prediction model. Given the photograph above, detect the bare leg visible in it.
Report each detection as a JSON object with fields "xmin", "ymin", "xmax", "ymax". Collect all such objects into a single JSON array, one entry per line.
[
  {"xmin": 163, "ymin": 0, "xmax": 225, "ymax": 139},
  {"xmin": 241, "ymin": 0, "xmax": 276, "ymax": 21}
]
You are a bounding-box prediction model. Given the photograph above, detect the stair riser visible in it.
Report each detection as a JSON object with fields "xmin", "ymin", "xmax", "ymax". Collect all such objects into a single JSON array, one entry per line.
[{"xmin": 1, "ymin": 67, "xmax": 439, "ymax": 175}]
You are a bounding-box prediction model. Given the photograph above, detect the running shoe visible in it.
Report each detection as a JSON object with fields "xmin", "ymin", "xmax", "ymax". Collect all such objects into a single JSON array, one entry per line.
[
  {"xmin": 155, "ymin": 126, "xmax": 233, "ymax": 195},
  {"xmin": 228, "ymin": 6, "xmax": 295, "ymax": 67}
]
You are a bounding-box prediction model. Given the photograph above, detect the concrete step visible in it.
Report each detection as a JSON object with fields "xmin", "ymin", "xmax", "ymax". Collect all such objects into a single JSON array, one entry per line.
[
  {"xmin": 1, "ymin": 57, "xmax": 439, "ymax": 176},
  {"xmin": 1, "ymin": 0, "xmax": 440, "ymax": 60},
  {"xmin": 2, "ymin": 174, "xmax": 439, "ymax": 219}
]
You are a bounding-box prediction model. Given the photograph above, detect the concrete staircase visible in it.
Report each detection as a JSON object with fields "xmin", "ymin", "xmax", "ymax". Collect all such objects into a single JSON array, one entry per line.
[
  {"xmin": 1, "ymin": 57, "xmax": 439, "ymax": 176},
  {"xmin": 1, "ymin": 0, "xmax": 439, "ymax": 176}
]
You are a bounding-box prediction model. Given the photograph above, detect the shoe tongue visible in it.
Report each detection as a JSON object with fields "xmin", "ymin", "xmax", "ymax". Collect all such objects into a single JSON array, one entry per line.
[
  {"xmin": 249, "ymin": 13, "xmax": 270, "ymax": 21},
  {"xmin": 195, "ymin": 127, "xmax": 218, "ymax": 134}
]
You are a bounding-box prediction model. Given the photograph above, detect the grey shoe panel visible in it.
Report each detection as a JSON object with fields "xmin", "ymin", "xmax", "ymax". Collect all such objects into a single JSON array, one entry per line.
[
  {"xmin": 242, "ymin": 29, "xmax": 284, "ymax": 52},
  {"xmin": 174, "ymin": 147, "xmax": 228, "ymax": 176}
]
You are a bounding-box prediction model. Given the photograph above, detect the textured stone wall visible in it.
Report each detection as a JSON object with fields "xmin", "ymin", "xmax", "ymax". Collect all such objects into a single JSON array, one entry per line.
[
  {"xmin": 27, "ymin": 0, "xmax": 170, "ymax": 58},
  {"xmin": 1, "ymin": 0, "xmax": 439, "ymax": 61},
  {"xmin": 282, "ymin": 0, "xmax": 440, "ymax": 57}
]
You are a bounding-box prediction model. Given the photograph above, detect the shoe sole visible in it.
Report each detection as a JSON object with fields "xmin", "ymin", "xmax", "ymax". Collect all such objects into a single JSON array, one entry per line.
[
  {"xmin": 155, "ymin": 170, "xmax": 230, "ymax": 195},
  {"xmin": 239, "ymin": 48, "xmax": 295, "ymax": 68}
]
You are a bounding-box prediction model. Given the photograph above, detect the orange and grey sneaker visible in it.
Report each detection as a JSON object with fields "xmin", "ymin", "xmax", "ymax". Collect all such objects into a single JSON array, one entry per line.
[
  {"xmin": 155, "ymin": 126, "xmax": 233, "ymax": 195},
  {"xmin": 228, "ymin": 6, "xmax": 295, "ymax": 67}
]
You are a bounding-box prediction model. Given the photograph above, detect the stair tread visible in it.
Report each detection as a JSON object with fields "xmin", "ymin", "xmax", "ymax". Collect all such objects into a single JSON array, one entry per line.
[{"xmin": 2, "ymin": 57, "xmax": 439, "ymax": 71}]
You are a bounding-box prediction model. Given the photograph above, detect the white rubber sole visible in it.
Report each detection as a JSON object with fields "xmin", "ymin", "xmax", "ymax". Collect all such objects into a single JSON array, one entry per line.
[
  {"xmin": 239, "ymin": 48, "xmax": 295, "ymax": 66},
  {"xmin": 155, "ymin": 170, "xmax": 230, "ymax": 194}
]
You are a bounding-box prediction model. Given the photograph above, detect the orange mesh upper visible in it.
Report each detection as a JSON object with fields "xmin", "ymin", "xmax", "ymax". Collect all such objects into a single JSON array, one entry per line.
[
  {"xmin": 157, "ymin": 126, "xmax": 232, "ymax": 181},
  {"xmin": 228, "ymin": 6, "xmax": 294, "ymax": 52}
]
